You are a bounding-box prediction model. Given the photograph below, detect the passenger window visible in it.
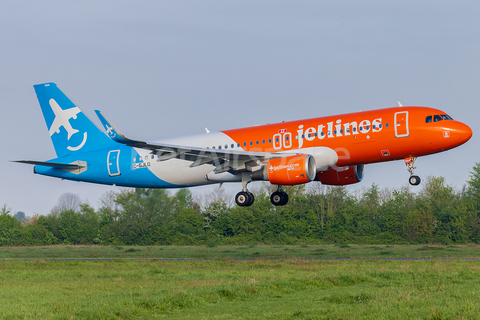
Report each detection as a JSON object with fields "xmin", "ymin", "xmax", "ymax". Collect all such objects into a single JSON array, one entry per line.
[
  {"xmin": 218, "ymin": 146, "xmax": 222, "ymax": 149},
  {"xmin": 225, "ymin": 145, "xmax": 228, "ymax": 149},
  {"xmin": 434, "ymin": 115, "xmax": 443, "ymax": 122},
  {"xmin": 231, "ymin": 144, "xmax": 234, "ymax": 148},
  {"xmin": 268, "ymin": 139, "xmax": 272, "ymax": 143},
  {"xmin": 250, "ymin": 141, "xmax": 253, "ymax": 146},
  {"xmin": 243, "ymin": 142, "xmax": 246, "ymax": 147},
  {"xmin": 426, "ymin": 116, "xmax": 432, "ymax": 123},
  {"xmin": 441, "ymin": 114, "xmax": 453, "ymax": 120},
  {"xmin": 256, "ymin": 141, "xmax": 259, "ymax": 145}
]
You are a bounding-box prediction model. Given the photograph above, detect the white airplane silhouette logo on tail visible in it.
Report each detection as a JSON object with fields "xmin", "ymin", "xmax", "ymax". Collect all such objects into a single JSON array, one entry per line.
[{"xmin": 48, "ymin": 99, "xmax": 81, "ymax": 140}]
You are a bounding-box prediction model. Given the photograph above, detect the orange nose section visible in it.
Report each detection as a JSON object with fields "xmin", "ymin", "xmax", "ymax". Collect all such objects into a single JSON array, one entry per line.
[
  {"xmin": 458, "ymin": 122, "xmax": 473, "ymax": 142},
  {"xmin": 452, "ymin": 121, "xmax": 473, "ymax": 145}
]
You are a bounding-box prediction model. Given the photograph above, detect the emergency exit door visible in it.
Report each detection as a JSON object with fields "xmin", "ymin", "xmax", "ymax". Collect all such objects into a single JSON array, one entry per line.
[
  {"xmin": 394, "ymin": 111, "xmax": 409, "ymax": 138},
  {"xmin": 107, "ymin": 150, "xmax": 121, "ymax": 177}
]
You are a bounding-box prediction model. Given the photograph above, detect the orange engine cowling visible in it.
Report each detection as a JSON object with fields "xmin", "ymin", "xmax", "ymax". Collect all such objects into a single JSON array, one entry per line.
[
  {"xmin": 316, "ymin": 165, "xmax": 364, "ymax": 186},
  {"xmin": 265, "ymin": 154, "xmax": 316, "ymax": 185}
]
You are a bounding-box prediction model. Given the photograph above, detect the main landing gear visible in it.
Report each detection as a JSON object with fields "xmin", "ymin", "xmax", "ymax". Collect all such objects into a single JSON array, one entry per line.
[
  {"xmin": 235, "ymin": 179, "xmax": 289, "ymax": 207},
  {"xmin": 235, "ymin": 191, "xmax": 255, "ymax": 206},
  {"xmin": 270, "ymin": 186, "xmax": 289, "ymax": 206},
  {"xmin": 235, "ymin": 174, "xmax": 255, "ymax": 207},
  {"xmin": 405, "ymin": 157, "xmax": 421, "ymax": 186}
]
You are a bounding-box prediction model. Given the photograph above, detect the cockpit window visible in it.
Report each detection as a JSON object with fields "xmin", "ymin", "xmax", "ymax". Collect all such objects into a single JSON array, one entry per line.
[
  {"xmin": 433, "ymin": 115, "xmax": 443, "ymax": 122},
  {"xmin": 441, "ymin": 114, "xmax": 453, "ymax": 120},
  {"xmin": 425, "ymin": 115, "xmax": 432, "ymax": 123}
]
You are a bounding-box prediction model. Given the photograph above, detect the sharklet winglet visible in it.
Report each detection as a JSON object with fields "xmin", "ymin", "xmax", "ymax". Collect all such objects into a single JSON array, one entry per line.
[{"xmin": 94, "ymin": 110, "xmax": 144, "ymax": 145}]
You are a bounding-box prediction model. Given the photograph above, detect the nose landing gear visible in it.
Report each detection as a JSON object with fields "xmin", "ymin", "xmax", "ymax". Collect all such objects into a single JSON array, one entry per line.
[{"xmin": 405, "ymin": 157, "xmax": 421, "ymax": 186}]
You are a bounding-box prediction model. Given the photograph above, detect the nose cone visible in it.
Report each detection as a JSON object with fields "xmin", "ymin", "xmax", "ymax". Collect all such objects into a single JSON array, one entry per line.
[
  {"xmin": 457, "ymin": 121, "xmax": 473, "ymax": 142},
  {"xmin": 450, "ymin": 121, "xmax": 473, "ymax": 146}
]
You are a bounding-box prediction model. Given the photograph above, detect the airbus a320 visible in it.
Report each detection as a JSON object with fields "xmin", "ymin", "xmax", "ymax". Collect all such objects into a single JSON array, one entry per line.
[{"xmin": 16, "ymin": 83, "xmax": 473, "ymax": 206}]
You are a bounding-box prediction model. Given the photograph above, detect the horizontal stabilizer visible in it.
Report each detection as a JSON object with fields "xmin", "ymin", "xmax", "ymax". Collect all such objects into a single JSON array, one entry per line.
[{"xmin": 13, "ymin": 160, "xmax": 84, "ymax": 168}]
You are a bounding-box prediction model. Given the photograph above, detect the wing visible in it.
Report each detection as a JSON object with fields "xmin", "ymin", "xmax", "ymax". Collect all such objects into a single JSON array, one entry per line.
[{"xmin": 94, "ymin": 110, "xmax": 299, "ymax": 174}]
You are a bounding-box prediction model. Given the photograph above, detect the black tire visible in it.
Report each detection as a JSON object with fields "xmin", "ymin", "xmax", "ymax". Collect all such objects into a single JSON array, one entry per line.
[
  {"xmin": 270, "ymin": 191, "xmax": 282, "ymax": 206},
  {"xmin": 235, "ymin": 191, "xmax": 249, "ymax": 206},
  {"xmin": 246, "ymin": 192, "xmax": 255, "ymax": 206},
  {"xmin": 409, "ymin": 175, "xmax": 421, "ymax": 186},
  {"xmin": 281, "ymin": 192, "xmax": 289, "ymax": 205},
  {"xmin": 271, "ymin": 191, "xmax": 288, "ymax": 206}
]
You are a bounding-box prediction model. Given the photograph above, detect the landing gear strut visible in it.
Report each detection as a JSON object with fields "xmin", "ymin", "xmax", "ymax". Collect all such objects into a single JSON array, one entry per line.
[
  {"xmin": 270, "ymin": 186, "xmax": 289, "ymax": 206},
  {"xmin": 405, "ymin": 157, "xmax": 421, "ymax": 186}
]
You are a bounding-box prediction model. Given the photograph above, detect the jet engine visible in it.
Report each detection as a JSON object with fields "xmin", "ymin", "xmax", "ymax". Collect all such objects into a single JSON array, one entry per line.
[
  {"xmin": 253, "ymin": 154, "xmax": 316, "ymax": 185},
  {"xmin": 316, "ymin": 165, "xmax": 364, "ymax": 186}
]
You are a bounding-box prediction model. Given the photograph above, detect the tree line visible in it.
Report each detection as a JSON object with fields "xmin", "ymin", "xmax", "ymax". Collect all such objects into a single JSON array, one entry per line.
[{"xmin": 2, "ymin": 163, "xmax": 480, "ymax": 246}]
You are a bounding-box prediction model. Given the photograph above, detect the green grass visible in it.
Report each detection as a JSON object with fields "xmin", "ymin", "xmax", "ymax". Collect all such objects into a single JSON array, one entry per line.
[
  {"xmin": 1, "ymin": 259, "xmax": 480, "ymax": 319},
  {"xmin": 0, "ymin": 244, "xmax": 479, "ymax": 259}
]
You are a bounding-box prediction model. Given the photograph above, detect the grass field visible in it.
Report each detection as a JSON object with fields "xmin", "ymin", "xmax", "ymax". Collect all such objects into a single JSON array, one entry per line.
[
  {"xmin": 2, "ymin": 245, "xmax": 480, "ymax": 319},
  {"xmin": 2, "ymin": 244, "xmax": 480, "ymax": 259},
  {"xmin": 1, "ymin": 258, "xmax": 480, "ymax": 319}
]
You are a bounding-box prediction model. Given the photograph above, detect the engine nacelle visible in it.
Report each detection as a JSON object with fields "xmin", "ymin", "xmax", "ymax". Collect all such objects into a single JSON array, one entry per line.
[
  {"xmin": 261, "ymin": 154, "xmax": 317, "ymax": 185},
  {"xmin": 316, "ymin": 165, "xmax": 364, "ymax": 186}
]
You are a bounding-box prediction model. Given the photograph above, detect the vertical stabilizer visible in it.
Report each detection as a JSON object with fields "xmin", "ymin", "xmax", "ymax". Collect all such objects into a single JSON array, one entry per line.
[{"xmin": 34, "ymin": 82, "xmax": 117, "ymax": 157}]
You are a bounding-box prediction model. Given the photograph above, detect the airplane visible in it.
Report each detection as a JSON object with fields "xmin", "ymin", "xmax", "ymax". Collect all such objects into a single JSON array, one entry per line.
[{"xmin": 15, "ymin": 82, "xmax": 473, "ymax": 206}]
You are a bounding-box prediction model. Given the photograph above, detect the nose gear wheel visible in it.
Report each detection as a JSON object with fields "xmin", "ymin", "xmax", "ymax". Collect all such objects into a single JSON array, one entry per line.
[{"xmin": 405, "ymin": 157, "xmax": 421, "ymax": 186}]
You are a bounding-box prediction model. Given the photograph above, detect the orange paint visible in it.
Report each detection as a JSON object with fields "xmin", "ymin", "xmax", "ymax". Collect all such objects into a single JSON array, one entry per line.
[{"xmin": 222, "ymin": 106, "xmax": 472, "ymax": 167}]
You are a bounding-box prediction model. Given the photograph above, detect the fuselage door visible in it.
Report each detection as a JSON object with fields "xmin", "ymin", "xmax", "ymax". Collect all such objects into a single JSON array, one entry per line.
[
  {"xmin": 394, "ymin": 111, "xmax": 409, "ymax": 138},
  {"xmin": 107, "ymin": 150, "xmax": 121, "ymax": 177}
]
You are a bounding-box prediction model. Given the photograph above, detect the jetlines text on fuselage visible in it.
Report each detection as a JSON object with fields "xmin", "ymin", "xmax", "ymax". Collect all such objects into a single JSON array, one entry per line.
[{"xmin": 273, "ymin": 117, "xmax": 383, "ymax": 150}]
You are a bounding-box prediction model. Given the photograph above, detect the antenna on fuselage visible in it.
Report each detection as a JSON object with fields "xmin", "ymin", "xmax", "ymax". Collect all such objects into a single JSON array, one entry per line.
[
  {"xmin": 205, "ymin": 127, "xmax": 210, "ymax": 134},
  {"xmin": 398, "ymin": 101, "xmax": 403, "ymax": 107}
]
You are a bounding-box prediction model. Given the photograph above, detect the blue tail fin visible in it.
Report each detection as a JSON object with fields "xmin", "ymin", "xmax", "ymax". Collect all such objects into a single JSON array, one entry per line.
[{"xmin": 34, "ymin": 82, "xmax": 117, "ymax": 157}]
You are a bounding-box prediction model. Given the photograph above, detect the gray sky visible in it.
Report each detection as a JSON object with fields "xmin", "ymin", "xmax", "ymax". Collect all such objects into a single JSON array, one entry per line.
[{"xmin": 2, "ymin": 1, "xmax": 478, "ymax": 215}]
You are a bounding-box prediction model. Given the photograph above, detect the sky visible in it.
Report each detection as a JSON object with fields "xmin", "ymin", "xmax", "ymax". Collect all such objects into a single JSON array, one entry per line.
[{"xmin": 1, "ymin": 1, "xmax": 479, "ymax": 216}]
